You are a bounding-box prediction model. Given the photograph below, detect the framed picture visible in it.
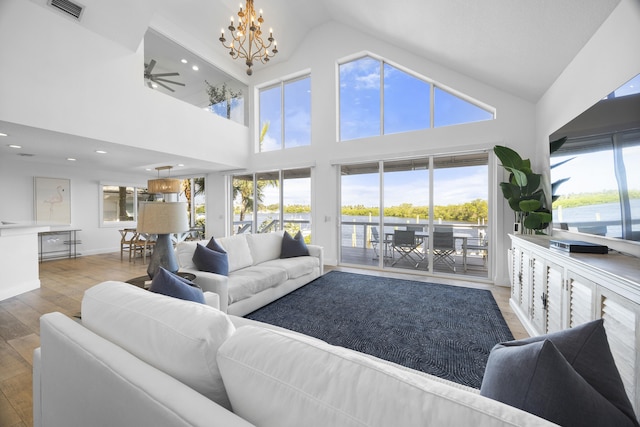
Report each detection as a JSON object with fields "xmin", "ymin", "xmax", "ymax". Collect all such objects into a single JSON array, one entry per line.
[{"xmin": 34, "ymin": 177, "xmax": 71, "ymax": 225}]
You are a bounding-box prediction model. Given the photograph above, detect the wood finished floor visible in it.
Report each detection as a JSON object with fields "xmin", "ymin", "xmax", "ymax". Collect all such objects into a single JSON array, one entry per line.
[{"xmin": 0, "ymin": 253, "xmax": 527, "ymax": 427}]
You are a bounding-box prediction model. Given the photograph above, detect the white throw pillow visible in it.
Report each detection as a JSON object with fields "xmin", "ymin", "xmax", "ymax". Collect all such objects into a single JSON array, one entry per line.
[
  {"xmin": 217, "ymin": 326, "xmax": 554, "ymax": 427},
  {"xmin": 217, "ymin": 234, "xmax": 254, "ymax": 272},
  {"xmin": 82, "ymin": 281, "xmax": 235, "ymax": 409},
  {"xmin": 245, "ymin": 231, "xmax": 283, "ymax": 265}
]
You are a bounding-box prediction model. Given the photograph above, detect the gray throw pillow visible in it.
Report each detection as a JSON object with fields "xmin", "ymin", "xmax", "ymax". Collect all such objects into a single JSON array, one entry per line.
[
  {"xmin": 149, "ymin": 267, "xmax": 205, "ymax": 304},
  {"xmin": 481, "ymin": 319, "xmax": 638, "ymax": 427},
  {"xmin": 280, "ymin": 230, "xmax": 309, "ymax": 258},
  {"xmin": 193, "ymin": 241, "xmax": 229, "ymax": 275}
]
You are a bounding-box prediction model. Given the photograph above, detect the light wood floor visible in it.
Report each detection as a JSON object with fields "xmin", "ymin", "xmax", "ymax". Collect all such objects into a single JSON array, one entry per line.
[{"xmin": 0, "ymin": 253, "xmax": 526, "ymax": 427}]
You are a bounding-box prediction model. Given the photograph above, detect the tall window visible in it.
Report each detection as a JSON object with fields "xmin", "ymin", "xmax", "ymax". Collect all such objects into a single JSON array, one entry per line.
[
  {"xmin": 258, "ymin": 75, "xmax": 311, "ymax": 152},
  {"xmin": 339, "ymin": 55, "xmax": 494, "ymax": 141},
  {"xmin": 232, "ymin": 168, "xmax": 312, "ymax": 241}
]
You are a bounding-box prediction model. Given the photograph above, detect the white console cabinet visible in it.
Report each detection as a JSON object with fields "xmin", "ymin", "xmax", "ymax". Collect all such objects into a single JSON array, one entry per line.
[{"xmin": 509, "ymin": 234, "xmax": 640, "ymax": 417}]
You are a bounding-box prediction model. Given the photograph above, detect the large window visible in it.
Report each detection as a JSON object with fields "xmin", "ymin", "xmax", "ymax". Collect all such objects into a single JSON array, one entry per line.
[
  {"xmin": 339, "ymin": 152, "xmax": 489, "ymax": 278},
  {"xmin": 339, "ymin": 55, "xmax": 494, "ymax": 141},
  {"xmin": 232, "ymin": 168, "xmax": 312, "ymax": 240},
  {"xmin": 258, "ymin": 75, "xmax": 311, "ymax": 152}
]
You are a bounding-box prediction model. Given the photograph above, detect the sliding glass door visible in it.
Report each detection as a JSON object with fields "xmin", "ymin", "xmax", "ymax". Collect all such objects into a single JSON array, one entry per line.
[
  {"xmin": 339, "ymin": 152, "xmax": 489, "ymax": 278},
  {"xmin": 340, "ymin": 163, "xmax": 380, "ymax": 266}
]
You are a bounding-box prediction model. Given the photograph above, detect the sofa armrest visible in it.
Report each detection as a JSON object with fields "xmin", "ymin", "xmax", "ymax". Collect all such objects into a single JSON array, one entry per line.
[
  {"xmin": 181, "ymin": 267, "xmax": 229, "ymax": 313},
  {"xmin": 307, "ymin": 244, "xmax": 324, "ymax": 275},
  {"xmin": 204, "ymin": 292, "xmax": 221, "ymax": 310}
]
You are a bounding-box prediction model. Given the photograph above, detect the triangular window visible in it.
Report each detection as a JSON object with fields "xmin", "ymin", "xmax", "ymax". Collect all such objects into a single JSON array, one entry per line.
[{"xmin": 339, "ymin": 55, "xmax": 494, "ymax": 141}]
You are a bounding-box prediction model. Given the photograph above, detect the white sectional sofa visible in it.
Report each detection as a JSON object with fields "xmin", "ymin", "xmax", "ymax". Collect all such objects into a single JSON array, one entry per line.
[
  {"xmin": 175, "ymin": 231, "xmax": 323, "ymax": 316},
  {"xmin": 33, "ymin": 281, "xmax": 555, "ymax": 427}
]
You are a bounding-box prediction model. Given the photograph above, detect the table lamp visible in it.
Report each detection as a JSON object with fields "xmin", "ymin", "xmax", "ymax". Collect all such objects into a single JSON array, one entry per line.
[{"xmin": 137, "ymin": 201, "xmax": 189, "ymax": 278}]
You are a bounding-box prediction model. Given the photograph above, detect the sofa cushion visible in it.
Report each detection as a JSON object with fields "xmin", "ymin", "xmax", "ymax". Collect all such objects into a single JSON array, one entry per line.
[
  {"xmin": 217, "ymin": 234, "xmax": 254, "ymax": 272},
  {"xmin": 280, "ymin": 230, "xmax": 309, "ymax": 258},
  {"xmin": 193, "ymin": 242, "xmax": 229, "ymax": 276},
  {"xmin": 246, "ymin": 231, "xmax": 283, "ymax": 265},
  {"xmin": 481, "ymin": 319, "xmax": 638, "ymax": 427},
  {"xmin": 227, "ymin": 266, "xmax": 288, "ymax": 304},
  {"xmin": 81, "ymin": 281, "xmax": 235, "ymax": 410},
  {"xmin": 261, "ymin": 256, "xmax": 319, "ymax": 280},
  {"xmin": 217, "ymin": 326, "xmax": 555, "ymax": 427},
  {"xmin": 149, "ymin": 267, "xmax": 205, "ymax": 303}
]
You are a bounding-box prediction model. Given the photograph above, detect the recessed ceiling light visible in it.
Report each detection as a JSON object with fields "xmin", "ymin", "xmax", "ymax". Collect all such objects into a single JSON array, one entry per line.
[
  {"xmin": 151, "ymin": 83, "xmax": 158, "ymax": 89},
  {"xmin": 0, "ymin": 132, "xmax": 8, "ymax": 137},
  {"xmin": 192, "ymin": 65, "xmax": 199, "ymax": 71},
  {"xmin": 8, "ymin": 144, "xmax": 21, "ymax": 149},
  {"xmin": 67, "ymin": 157, "xmax": 77, "ymax": 161},
  {"xmin": 95, "ymin": 150, "xmax": 107, "ymax": 154},
  {"xmin": 177, "ymin": 163, "xmax": 185, "ymax": 167},
  {"xmin": 181, "ymin": 59, "xmax": 188, "ymax": 64}
]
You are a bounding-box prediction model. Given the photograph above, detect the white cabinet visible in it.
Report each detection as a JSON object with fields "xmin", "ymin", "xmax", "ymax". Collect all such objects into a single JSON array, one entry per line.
[{"xmin": 509, "ymin": 234, "xmax": 640, "ymax": 418}]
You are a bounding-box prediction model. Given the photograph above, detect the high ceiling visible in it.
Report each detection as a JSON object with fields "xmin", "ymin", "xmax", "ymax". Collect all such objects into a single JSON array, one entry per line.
[{"xmin": 3, "ymin": 0, "xmax": 622, "ymax": 176}]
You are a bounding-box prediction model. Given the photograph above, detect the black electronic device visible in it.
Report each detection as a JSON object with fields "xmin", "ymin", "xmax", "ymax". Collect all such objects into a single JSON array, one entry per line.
[{"xmin": 549, "ymin": 239, "xmax": 609, "ymax": 254}]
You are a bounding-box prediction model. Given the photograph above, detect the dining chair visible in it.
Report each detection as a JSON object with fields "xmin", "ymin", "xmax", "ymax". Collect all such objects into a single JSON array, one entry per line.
[
  {"xmin": 119, "ymin": 228, "xmax": 137, "ymax": 261},
  {"xmin": 432, "ymin": 227, "xmax": 456, "ymax": 272},
  {"xmin": 131, "ymin": 233, "xmax": 156, "ymax": 264}
]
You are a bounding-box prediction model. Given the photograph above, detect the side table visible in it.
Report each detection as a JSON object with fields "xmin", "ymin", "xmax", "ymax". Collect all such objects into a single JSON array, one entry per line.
[{"xmin": 126, "ymin": 272, "xmax": 196, "ymax": 290}]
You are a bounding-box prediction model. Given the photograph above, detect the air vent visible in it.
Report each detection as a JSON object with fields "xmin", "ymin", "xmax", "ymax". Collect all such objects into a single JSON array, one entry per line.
[{"xmin": 48, "ymin": 0, "xmax": 84, "ymax": 20}]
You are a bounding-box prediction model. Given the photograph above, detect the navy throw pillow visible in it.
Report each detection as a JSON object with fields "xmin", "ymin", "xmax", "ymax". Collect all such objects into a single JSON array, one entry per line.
[
  {"xmin": 481, "ymin": 319, "xmax": 638, "ymax": 427},
  {"xmin": 149, "ymin": 267, "xmax": 205, "ymax": 304},
  {"xmin": 280, "ymin": 230, "xmax": 309, "ymax": 258},
  {"xmin": 193, "ymin": 241, "xmax": 229, "ymax": 276}
]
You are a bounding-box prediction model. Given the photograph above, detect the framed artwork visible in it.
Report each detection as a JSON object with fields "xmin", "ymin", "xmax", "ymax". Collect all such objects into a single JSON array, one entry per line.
[{"xmin": 34, "ymin": 177, "xmax": 71, "ymax": 225}]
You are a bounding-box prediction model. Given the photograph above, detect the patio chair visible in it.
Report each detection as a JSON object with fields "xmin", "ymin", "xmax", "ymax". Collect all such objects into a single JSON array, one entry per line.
[
  {"xmin": 391, "ymin": 230, "xmax": 422, "ymax": 268},
  {"xmin": 371, "ymin": 227, "xmax": 392, "ymax": 259},
  {"xmin": 432, "ymin": 227, "xmax": 456, "ymax": 272}
]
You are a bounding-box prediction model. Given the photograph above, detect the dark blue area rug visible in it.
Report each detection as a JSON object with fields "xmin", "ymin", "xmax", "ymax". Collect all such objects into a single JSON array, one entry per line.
[{"xmin": 245, "ymin": 270, "xmax": 513, "ymax": 388}]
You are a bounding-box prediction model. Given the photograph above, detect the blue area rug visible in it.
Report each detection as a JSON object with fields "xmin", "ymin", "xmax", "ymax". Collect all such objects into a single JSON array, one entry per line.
[{"xmin": 245, "ymin": 270, "xmax": 513, "ymax": 388}]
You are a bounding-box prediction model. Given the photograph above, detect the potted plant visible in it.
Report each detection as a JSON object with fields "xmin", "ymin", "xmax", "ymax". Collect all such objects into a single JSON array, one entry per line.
[{"xmin": 494, "ymin": 145, "xmax": 552, "ymax": 234}]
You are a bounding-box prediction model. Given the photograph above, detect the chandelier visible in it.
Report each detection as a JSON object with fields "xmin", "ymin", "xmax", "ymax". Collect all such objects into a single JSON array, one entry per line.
[
  {"xmin": 219, "ymin": 0, "xmax": 278, "ymax": 76},
  {"xmin": 148, "ymin": 166, "xmax": 181, "ymax": 194}
]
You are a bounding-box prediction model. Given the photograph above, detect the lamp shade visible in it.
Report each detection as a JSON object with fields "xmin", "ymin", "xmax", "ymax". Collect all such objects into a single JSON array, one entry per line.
[
  {"xmin": 137, "ymin": 202, "xmax": 189, "ymax": 234},
  {"xmin": 148, "ymin": 178, "xmax": 181, "ymax": 194}
]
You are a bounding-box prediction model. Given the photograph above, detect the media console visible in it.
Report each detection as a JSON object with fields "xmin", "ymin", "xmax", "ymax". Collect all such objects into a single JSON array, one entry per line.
[{"xmin": 509, "ymin": 234, "xmax": 640, "ymax": 421}]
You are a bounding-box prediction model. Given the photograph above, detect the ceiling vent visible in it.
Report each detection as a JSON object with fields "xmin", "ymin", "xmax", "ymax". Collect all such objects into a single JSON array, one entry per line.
[{"xmin": 47, "ymin": 0, "xmax": 84, "ymax": 21}]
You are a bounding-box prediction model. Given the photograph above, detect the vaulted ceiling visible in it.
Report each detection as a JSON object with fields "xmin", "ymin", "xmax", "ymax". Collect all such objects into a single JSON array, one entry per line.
[
  {"xmin": 6, "ymin": 0, "xmax": 622, "ymax": 175},
  {"xmin": 48, "ymin": 0, "xmax": 621, "ymax": 102}
]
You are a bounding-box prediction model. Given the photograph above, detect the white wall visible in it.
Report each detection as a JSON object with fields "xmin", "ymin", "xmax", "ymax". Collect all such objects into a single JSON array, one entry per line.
[
  {"xmin": 213, "ymin": 21, "xmax": 538, "ymax": 285},
  {"xmin": 536, "ymin": 0, "xmax": 640, "ymax": 258},
  {"xmin": 0, "ymin": 156, "xmax": 149, "ymax": 254},
  {"xmin": 0, "ymin": 0, "xmax": 249, "ymax": 169}
]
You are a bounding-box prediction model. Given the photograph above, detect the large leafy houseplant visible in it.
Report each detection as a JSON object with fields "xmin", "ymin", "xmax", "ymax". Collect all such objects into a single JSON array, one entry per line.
[{"xmin": 494, "ymin": 145, "xmax": 552, "ymax": 233}]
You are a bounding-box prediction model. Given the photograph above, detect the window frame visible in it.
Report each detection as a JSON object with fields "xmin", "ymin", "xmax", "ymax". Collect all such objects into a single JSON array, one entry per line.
[
  {"xmin": 337, "ymin": 53, "xmax": 496, "ymax": 141},
  {"xmin": 99, "ymin": 182, "xmax": 149, "ymax": 228},
  {"xmin": 256, "ymin": 73, "xmax": 312, "ymax": 152}
]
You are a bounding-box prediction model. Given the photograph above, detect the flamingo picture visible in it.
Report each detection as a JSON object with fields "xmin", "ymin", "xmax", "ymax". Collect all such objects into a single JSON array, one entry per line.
[{"xmin": 43, "ymin": 185, "xmax": 65, "ymax": 219}]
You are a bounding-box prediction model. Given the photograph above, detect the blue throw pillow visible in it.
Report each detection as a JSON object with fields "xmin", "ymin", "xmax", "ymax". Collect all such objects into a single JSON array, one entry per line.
[
  {"xmin": 149, "ymin": 267, "xmax": 205, "ymax": 304},
  {"xmin": 481, "ymin": 319, "xmax": 638, "ymax": 427},
  {"xmin": 280, "ymin": 230, "xmax": 309, "ymax": 258},
  {"xmin": 193, "ymin": 241, "xmax": 229, "ymax": 276}
]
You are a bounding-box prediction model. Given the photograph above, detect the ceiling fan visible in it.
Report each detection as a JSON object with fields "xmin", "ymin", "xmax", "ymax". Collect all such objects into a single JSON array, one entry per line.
[{"xmin": 143, "ymin": 59, "xmax": 185, "ymax": 92}]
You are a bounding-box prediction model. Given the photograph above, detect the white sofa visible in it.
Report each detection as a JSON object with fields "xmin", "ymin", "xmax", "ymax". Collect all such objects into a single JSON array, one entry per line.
[
  {"xmin": 33, "ymin": 281, "xmax": 555, "ymax": 427},
  {"xmin": 176, "ymin": 231, "xmax": 323, "ymax": 316}
]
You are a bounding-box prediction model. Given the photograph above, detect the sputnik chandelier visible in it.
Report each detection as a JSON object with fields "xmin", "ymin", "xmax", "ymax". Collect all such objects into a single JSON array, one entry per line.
[{"xmin": 219, "ymin": 0, "xmax": 278, "ymax": 76}]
